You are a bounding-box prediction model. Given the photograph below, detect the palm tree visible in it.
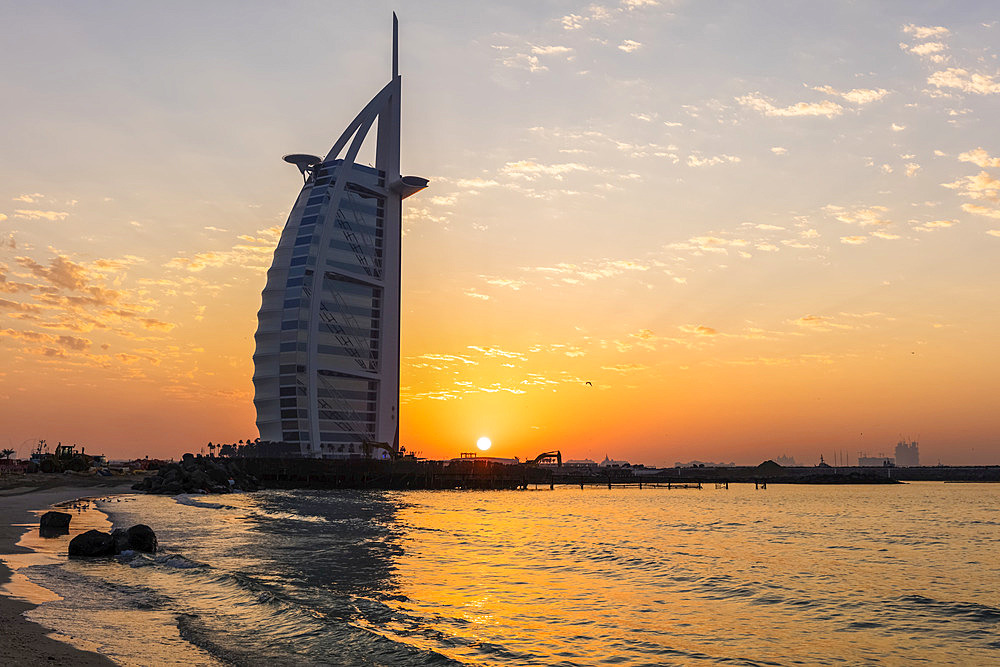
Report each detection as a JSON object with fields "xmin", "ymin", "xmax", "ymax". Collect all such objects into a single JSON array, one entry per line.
[{"xmin": 1, "ymin": 448, "xmax": 15, "ymax": 460}]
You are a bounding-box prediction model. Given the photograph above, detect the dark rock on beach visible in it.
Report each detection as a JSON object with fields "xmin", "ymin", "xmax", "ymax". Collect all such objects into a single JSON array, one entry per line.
[
  {"xmin": 123, "ymin": 524, "xmax": 157, "ymax": 553},
  {"xmin": 69, "ymin": 530, "xmax": 116, "ymax": 557},
  {"xmin": 72, "ymin": 525, "xmax": 158, "ymax": 558},
  {"xmin": 132, "ymin": 454, "xmax": 260, "ymax": 495},
  {"xmin": 39, "ymin": 511, "xmax": 72, "ymax": 537}
]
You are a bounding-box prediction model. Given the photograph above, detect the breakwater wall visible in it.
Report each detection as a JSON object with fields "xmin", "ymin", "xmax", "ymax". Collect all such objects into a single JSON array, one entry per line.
[
  {"xmin": 179, "ymin": 457, "xmax": 1000, "ymax": 491},
  {"xmin": 239, "ymin": 457, "xmax": 553, "ymax": 490}
]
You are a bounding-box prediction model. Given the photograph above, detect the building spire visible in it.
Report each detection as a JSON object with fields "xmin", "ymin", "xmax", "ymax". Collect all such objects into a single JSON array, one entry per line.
[{"xmin": 392, "ymin": 12, "xmax": 398, "ymax": 79}]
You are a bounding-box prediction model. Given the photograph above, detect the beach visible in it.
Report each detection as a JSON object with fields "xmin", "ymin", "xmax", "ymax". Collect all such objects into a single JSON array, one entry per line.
[{"xmin": 0, "ymin": 476, "xmax": 140, "ymax": 666}]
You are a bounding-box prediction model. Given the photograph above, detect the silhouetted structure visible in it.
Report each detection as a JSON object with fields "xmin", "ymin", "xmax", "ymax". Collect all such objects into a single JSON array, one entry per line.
[{"xmin": 253, "ymin": 16, "xmax": 426, "ymax": 459}]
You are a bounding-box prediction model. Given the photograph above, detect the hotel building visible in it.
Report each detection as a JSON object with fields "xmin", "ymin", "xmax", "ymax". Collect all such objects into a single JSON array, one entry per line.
[{"xmin": 252, "ymin": 16, "xmax": 426, "ymax": 458}]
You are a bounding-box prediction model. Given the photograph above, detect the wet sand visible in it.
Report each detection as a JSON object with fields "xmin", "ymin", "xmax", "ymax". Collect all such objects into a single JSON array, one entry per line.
[{"xmin": 0, "ymin": 476, "xmax": 143, "ymax": 665}]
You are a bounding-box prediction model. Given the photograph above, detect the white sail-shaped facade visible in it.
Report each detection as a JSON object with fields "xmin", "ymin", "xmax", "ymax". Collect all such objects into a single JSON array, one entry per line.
[{"xmin": 253, "ymin": 17, "xmax": 426, "ymax": 458}]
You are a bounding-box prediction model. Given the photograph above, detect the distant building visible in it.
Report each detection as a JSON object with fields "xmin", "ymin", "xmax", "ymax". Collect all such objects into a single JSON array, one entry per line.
[
  {"xmin": 565, "ymin": 458, "xmax": 598, "ymax": 469},
  {"xmin": 598, "ymin": 455, "xmax": 630, "ymax": 468},
  {"xmin": 894, "ymin": 439, "xmax": 920, "ymax": 467},
  {"xmin": 775, "ymin": 454, "xmax": 797, "ymax": 466}
]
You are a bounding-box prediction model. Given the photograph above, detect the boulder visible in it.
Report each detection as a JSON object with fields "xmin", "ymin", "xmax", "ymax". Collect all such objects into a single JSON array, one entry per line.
[
  {"xmin": 111, "ymin": 528, "xmax": 129, "ymax": 553},
  {"xmin": 68, "ymin": 530, "xmax": 116, "ymax": 557},
  {"xmin": 39, "ymin": 511, "xmax": 72, "ymax": 537},
  {"xmin": 124, "ymin": 524, "xmax": 157, "ymax": 553}
]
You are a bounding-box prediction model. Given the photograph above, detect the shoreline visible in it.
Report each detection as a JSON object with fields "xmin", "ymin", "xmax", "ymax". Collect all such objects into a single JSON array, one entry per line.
[{"xmin": 0, "ymin": 478, "xmax": 141, "ymax": 666}]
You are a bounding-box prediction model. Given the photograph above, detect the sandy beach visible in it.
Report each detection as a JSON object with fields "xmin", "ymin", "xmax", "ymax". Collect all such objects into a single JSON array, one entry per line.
[{"xmin": 0, "ymin": 475, "xmax": 143, "ymax": 666}]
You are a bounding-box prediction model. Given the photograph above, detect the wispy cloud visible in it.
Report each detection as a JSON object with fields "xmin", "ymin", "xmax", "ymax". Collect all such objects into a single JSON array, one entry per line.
[
  {"xmin": 500, "ymin": 160, "xmax": 590, "ymax": 180},
  {"xmin": 824, "ymin": 205, "xmax": 891, "ymax": 226},
  {"xmin": 812, "ymin": 85, "xmax": 890, "ymax": 105},
  {"xmin": 958, "ymin": 148, "xmax": 1000, "ymax": 168},
  {"xmin": 12, "ymin": 193, "xmax": 44, "ymax": 203},
  {"xmin": 737, "ymin": 93, "xmax": 843, "ymax": 118},
  {"xmin": 687, "ymin": 153, "xmax": 740, "ymax": 167},
  {"xmin": 927, "ymin": 68, "xmax": 1000, "ymax": 95},
  {"xmin": 13, "ymin": 210, "xmax": 70, "ymax": 221},
  {"xmin": 903, "ymin": 24, "xmax": 950, "ymax": 39}
]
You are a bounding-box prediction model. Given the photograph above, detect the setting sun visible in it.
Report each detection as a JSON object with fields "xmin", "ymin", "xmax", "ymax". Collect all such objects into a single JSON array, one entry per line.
[{"xmin": 476, "ymin": 437, "xmax": 492, "ymax": 452}]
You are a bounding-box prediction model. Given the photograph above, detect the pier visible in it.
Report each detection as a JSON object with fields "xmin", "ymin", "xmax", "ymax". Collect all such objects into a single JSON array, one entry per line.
[{"xmin": 224, "ymin": 457, "xmax": 1000, "ymax": 491}]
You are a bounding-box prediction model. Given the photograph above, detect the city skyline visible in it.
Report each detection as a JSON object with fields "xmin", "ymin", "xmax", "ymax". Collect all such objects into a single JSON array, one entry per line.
[{"xmin": 1, "ymin": 2, "xmax": 998, "ymax": 465}]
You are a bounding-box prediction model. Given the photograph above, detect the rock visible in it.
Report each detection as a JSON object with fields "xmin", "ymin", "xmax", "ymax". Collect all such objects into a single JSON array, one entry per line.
[
  {"xmin": 125, "ymin": 525, "xmax": 157, "ymax": 553},
  {"xmin": 110, "ymin": 525, "xmax": 158, "ymax": 553},
  {"xmin": 39, "ymin": 511, "xmax": 72, "ymax": 537},
  {"xmin": 111, "ymin": 528, "xmax": 129, "ymax": 553},
  {"xmin": 68, "ymin": 530, "xmax": 116, "ymax": 557}
]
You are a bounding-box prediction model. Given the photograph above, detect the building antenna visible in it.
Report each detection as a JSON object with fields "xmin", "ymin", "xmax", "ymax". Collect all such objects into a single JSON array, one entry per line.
[{"xmin": 392, "ymin": 12, "xmax": 399, "ymax": 79}]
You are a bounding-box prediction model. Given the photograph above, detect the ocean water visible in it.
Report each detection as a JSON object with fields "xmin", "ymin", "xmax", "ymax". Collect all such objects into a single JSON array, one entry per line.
[{"xmin": 12, "ymin": 482, "xmax": 1000, "ymax": 665}]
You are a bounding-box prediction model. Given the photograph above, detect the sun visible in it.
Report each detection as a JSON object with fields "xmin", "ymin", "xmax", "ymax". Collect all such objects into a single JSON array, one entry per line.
[{"xmin": 476, "ymin": 436, "xmax": 492, "ymax": 452}]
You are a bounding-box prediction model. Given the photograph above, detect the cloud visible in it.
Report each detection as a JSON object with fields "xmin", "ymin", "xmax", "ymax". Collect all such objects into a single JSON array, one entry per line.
[
  {"xmin": 139, "ymin": 318, "xmax": 175, "ymax": 332},
  {"xmin": 771, "ymin": 147, "xmax": 787, "ymax": 155},
  {"xmin": 943, "ymin": 171, "xmax": 1000, "ymax": 201},
  {"xmin": 737, "ymin": 93, "xmax": 843, "ymax": 118},
  {"xmin": 601, "ymin": 363, "xmax": 647, "ymax": 373},
  {"xmin": 905, "ymin": 163, "xmax": 921, "ymax": 177},
  {"xmin": 482, "ymin": 276, "xmax": 527, "ymax": 290},
  {"xmin": 12, "ymin": 193, "xmax": 44, "ymax": 203},
  {"xmin": 927, "ymin": 68, "xmax": 1000, "ymax": 95},
  {"xmin": 906, "ymin": 41, "xmax": 947, "ymax": 56},
  {"xmin": 521, "ymin": 258, "xmax": 651, "ymax": 283},
  {"xmin": 958, "ymin": 148, "xmax": 1000, "ymax": 168},
  {"xmin": 891, "ymin": 123, "xmax": 906, "ymax": 131},
  {"xmin": 455, "ymin": 177, "xmax": 500, "ymax": 189},
  {"xmin": 687, "ymin": 154, "xmax": 740, "ymax": 167},
  {"xmin": 680, "ymin": 324, "xmax": 717, "ymax": 336},
  {"xmin": 840, "ymin": 235, "xmax": 869, "ymax": 245},
  {"xmin": 791, "ymin": 315, "xmax": 854, "ymax": 331},
  {"xmin": 824, "ymin": 205, "xmax": 890, "ymax": 226},
  {"xmin": 500, "ymin": 160, "xmax": 590, "ymax": 180},
  {"xmin": 812, "ymin": 85, "xmax": 889, "ymax": 105},
  {"xmin": 16, "ymin": 255, "xmax": 89, "ymax": 290},
  {"xmin": 618, "ymin": 40, "xmax": 642, "ymax": 53},
  {"xmin": 501, "ymin": 53, "xmax": 547, "ymax": 73},
  {"xmin": 0, "ymin": 297, "xmax": 42, "ymax": 313},
  {"xmin": 531, "ymin": 45, "xmax": 573, "ymax": 56},
  {"xmin": 13, "ymin": 210, "xmax": 70, "ymax": 221},
  {"xmin": 962, "ymin": 203, "xmax": 1000, "ymax": 219},
  {"xmin": 987, "ymin": 230, "xmax": 1000, "ymax": 237},
  {"xmin": 0, "ymin": 328, "xmax": 91, "ymax": 351},
  {"xmin": 914, "ymin": 219, "xmax": 958, "ymax": 231},
  {"xmin": 561, "ymin": 1, "xmax": 655, "ymax": 30},
  {"xmin": 903, "ymin": 24, "xmax": 950, "ymax": 39},
  {"xmin": 468, "ymin": 345, "xmax": 527, "ymax": 360},
  {"xmin": 165, "ymin": 226, "xmax": 279, "ymax": 272}
]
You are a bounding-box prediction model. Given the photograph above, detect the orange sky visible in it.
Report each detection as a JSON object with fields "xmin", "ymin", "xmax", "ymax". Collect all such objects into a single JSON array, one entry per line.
[{"xmin": 2, "ymin": 3, "xmax": 999, "ymax": 465}]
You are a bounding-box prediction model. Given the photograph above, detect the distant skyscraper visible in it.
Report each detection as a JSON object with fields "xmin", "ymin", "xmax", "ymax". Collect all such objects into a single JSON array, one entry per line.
[
  {"xmin": 894, "ymin": 439, "xmax": 920, "ymax": 467},
  {"xmin": 253, "ymin": 16, "xmax": 427, "ymax": 459}
]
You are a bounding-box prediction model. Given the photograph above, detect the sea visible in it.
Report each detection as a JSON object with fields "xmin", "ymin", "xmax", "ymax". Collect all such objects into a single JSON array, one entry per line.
[{"xmin": 6, "ymin": 482, "xmax": 1000, "ymax": 665}]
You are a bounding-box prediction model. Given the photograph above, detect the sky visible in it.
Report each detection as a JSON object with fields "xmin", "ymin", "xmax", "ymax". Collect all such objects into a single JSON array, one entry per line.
[{"xmin": 1, "ymin": 1, "xmax": 999, "ymax": 466}]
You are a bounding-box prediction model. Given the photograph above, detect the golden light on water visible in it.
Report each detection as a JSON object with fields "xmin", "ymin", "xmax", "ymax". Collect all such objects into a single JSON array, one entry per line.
[{"xmin": 476, "ymin": 437, "xmax": 492, "ymax": 452}]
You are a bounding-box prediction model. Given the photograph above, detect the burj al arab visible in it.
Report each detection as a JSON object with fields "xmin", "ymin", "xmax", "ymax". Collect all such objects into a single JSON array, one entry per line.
[{"xmin": 252, "ymin": 15, "xmax": 427, "ymax": 459}]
